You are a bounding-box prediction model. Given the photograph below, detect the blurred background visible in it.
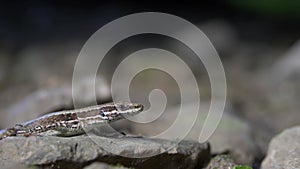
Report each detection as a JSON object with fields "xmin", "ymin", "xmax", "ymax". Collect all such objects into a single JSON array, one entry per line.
[{"xmin": 1, "ymin": 0, "xmax": 300, "ymax": 167}]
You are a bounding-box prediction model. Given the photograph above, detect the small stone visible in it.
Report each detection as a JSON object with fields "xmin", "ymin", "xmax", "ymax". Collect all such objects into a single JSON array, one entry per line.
[{"xmin": 205, "ymin": 155, "xmax": 236, "ymax": 169}]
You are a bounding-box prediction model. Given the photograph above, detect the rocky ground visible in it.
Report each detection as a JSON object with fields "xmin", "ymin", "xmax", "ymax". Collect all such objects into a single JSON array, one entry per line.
[{"xmin": 1, "ymin": 3, "xmax": 300, "ymax": 168}]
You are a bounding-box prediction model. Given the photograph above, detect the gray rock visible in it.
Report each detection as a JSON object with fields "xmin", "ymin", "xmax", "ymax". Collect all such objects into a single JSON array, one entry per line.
[
  {"xmin": 0, "ymin": 135, "xmax": 210, "ymax": 169},
  {"xmin": 261, "ymin": 126, "xmax": 300, "ymax": 169},
  {"xmin": 205, "ymin": 155, "xmax": 236, "ymax": 169},
  {"xmin": 0, "ymin": 163, "xmax": 32, "ymax": 169},
  {"xmin": 206, "ymin": 113, "xmax": 260, "ymax": 165},
  {"xmin": 1, "ymin": 75, "xmax": 110, "ymax": 128},
  {"xmin": 199, "ymin": 20, "xmax": 238, "ymax": 56},
  {"xmin": 269, "ymin": 40, "xmax": 300, "ymax": 83}
]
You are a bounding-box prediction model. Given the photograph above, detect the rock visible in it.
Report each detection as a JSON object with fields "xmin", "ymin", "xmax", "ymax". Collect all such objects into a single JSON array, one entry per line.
[
  {"xmin": 0, "ymin": 75, "xmax": 110, "ymax": 128},
  {"xmin": 206, "ymin": 113, "xmax": 261, "ymax": 165},
  {"xmin": 240, "ymin": 39, "xmax": 300, "ymax": 133},
  {"xmin": 269, "ymin": 40, "xmax": 300, "ymax": 83},
  {"xmin": 0, "ymin": 135, "xmax": 210, "ymax": 169},
  {"xmin": 0, "ymin": 163, "xmax": 31, "ymax": 169},
  {"xmin": 205, "ymin": 155, "xmax": 236, "ymax": 169},
  {"xmin": 261, "ymin": 126, "xmax": 300, "ymax": 169},
  {"xmin": 199, "ymin": 20, "xmax": 238, "ymax": 56},
  {"xmin": 132, "ymin": 102, "xmax": 261, "ymax": 165}
]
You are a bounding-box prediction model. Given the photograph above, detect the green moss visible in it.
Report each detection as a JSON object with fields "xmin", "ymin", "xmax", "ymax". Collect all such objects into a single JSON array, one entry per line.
[
  {"xmin": 112, "ymin": 163, "xmax": 135, "ymax": 169},
  {"xmin": 233, "ymin": 165, "xmax": 253, "ymax": 169},
  {"xmin": 229, "ymin": 0, "xmax": 300, "ymax": 18}
]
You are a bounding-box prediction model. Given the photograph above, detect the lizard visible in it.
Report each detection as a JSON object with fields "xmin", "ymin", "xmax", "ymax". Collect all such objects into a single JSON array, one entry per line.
[{"xmin": 0, "ymin": 102, "xmax": 143, "ymax": 140}]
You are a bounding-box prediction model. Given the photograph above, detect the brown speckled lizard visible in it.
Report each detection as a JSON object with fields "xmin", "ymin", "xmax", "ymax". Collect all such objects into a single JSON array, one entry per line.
[{"xmin": 0, "ymin": 102, "xmax": 143, "ymax": 139}]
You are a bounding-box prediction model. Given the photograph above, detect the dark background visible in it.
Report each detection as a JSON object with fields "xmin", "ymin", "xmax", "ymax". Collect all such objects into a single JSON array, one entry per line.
[{"xmin": 1, "ymin": 0, "xmax": 300, "ymax": 50}]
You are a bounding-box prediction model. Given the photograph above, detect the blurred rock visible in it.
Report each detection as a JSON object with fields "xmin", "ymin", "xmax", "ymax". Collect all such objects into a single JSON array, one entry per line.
[
  {"xmin": 269, "ymin": 40, "xmax": 300, "ymax": 83},
  {"xmin": 200, "ymin": 20, "xmax": 238, "ymax": 57},
  {"xmin": 207, "ymin": 113, "xmax": 261, "ymax": 165},
  {"xmin": 0, "ymin": 51, "xmax": 11, "ymax": 84},
  {"xmin": 11, "ymin": 42, "xmax": 80, "ymax": 85},
  {"xmin": 0, "ymin": 40, "xmax": 112, "ymax": 129},
  {"xmin": 0, "ymin": 75, "xmax": 110, "ymax": 128},
  {"xmin": 249, "ymin": 122, "xmax": 273, "ymax": 159},
  {"xmin": 226, "ymin": 41, "xmax": 300, "ymax": 133},
  {"xmin": 0, "ymin": 135, "xmax": 210, "ymax": 169},
  {"xmin": 252, "ymin": 39, "xmax": 300, "ymax": 132},
  {"xmin": 261, "ymin": 126, "xmax": 300, "ymax": 169},
  {"xmin": 170, "ymin": 20, "xmax": 238, "ymax": 60}
]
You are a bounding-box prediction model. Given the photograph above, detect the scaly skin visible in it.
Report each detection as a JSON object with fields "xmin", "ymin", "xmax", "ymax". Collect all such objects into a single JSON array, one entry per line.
[{"xmin": 0, "ymin": 102, "xmax": 143, "ymax": 139}]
